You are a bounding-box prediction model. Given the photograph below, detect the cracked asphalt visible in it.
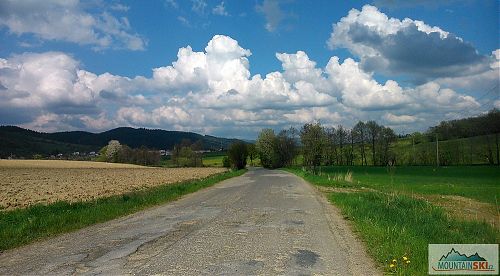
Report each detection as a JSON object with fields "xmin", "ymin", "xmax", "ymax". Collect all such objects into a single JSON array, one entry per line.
[{"xmin": 0, "ymin": 168, "xmax": 379, "ymax": 275}]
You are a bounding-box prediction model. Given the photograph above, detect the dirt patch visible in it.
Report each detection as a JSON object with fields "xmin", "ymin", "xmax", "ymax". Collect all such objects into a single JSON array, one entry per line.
[
  {"xmin": 418, "ymin": 194, "xmax": 500, "ymax": 230},
  {"xmin": 315, "ymin": 185, "xmax": 377, "ymax": 194},
  {"xmin": 0, "ymin": 160, "xmax": 226, "ymax": 210}
]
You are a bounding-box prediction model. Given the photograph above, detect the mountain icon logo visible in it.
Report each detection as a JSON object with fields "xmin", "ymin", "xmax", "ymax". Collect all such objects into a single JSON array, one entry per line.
[{"xmin": 439, "ymin": 248, "xmax": 487, "ymax": 262}]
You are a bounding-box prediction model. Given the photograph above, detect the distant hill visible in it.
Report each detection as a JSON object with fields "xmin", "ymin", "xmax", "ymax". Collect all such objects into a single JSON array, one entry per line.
[
  {"xmin": 428, "ymin": 109, "xmax": 499, "ymax": 140},
  {"xmin": 0, "ymin": 126, "xmax": 242, "ymax": 158}
]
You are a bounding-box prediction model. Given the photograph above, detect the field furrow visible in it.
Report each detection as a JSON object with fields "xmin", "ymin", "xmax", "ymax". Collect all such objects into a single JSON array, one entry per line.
[{"xmin": 0, "ymin": 160, "xmax": 226, "ymax": 210}]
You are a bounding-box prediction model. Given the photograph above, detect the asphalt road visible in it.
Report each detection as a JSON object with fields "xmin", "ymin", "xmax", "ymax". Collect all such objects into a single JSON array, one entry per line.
[{"xmin": 0, "ymin": 168, "xmax": 379, "ymax": 275}]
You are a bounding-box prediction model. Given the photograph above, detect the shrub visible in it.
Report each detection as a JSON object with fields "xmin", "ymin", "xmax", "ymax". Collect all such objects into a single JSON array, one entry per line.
[
  {"xmin": 228, "ymin": 142, "xmax": 248, "ymax": 170},
  {"xmin": 222, "ymin": 156, "xmax": 230, "ymax": 168}
]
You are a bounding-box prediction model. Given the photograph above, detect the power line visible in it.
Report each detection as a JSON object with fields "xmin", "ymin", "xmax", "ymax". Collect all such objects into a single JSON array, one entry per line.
[{"xmin": 454, "ymin": 83, "xmax": 499, "ymax": 118}]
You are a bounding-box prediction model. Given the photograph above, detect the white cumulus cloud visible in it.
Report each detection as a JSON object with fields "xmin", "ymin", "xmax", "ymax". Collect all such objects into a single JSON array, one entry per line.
[
  {"xmin": 328, "ymin": 5, "xmax": 489, "ymax": 82},
  {"xmin": 0, "ymin": 34, "xmax": 487, "ymax": 137},
  {"xmin": 0, "ymin": 0, "xmax": 146, "ymax": 51}
]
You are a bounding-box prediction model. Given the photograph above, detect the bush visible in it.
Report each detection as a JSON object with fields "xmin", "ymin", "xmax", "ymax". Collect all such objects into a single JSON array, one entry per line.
[
  {"xmin": 228, "ymin": 142, "xmax": 248, "ymax": 170},
  {"xmin": 222, "ymin": 156, "xmax": 230, "ymax": 168}
]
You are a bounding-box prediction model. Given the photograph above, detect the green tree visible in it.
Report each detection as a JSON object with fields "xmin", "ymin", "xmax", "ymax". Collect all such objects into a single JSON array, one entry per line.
[
  {"xmin": 247, "ymin": 144, "xmax": 257, "ymax": 166},
  {"xmin": 178, "ymin": 146, "xmax": 196, "ymax": 167},
  {"xmin": 276, "ymin": 128, "xmax": 298, "ymax": 167},
  {"xmin": 300, "ymin": 122, "xmax": 326, "ymax": 174},
  {"xmin": 222, "ymin": 156, "xmax": 230, "ymax": 168},
  {"xmin": 228, "ymin": 141, "xmax": 248, "ymax": 170},
  {"xmin": 256, "ymin": 129, "xmax": 277, "ymax": 168}
]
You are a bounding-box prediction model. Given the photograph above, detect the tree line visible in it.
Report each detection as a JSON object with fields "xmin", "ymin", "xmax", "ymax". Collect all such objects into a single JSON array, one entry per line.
[
  {"xmin": 171, "ymin": 139, "xmax": 203, "ymax": 167},
  {"xmin": 99, "ymin": 140, "xmax": 161, "ymax": 166},
  {"xmin": 427, "ymin": 109, "xmax": 500, "ymax": 141},
  {"xmin": 254, "ymin": 121, "xmax": 398, "ymax": 171}
]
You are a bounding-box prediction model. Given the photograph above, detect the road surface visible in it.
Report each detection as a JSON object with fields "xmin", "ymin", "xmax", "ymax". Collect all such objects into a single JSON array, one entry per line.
[{"xmin": 0, "ymin": 168, "xmax": 379, "ymax": 275}]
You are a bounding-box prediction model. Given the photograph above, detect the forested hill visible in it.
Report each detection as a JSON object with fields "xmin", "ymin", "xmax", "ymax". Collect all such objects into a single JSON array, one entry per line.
[
  {"xmin": 427, "ymin": 109, "xmax": 500, "ymax": 140},
  {"xmin": 0, "ymin": 126, "xmax": 240, "ymax": 158}
]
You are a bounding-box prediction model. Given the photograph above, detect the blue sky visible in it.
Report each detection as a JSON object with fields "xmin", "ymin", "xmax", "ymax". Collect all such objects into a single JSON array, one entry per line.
[{"xmin": 0, "ymin": 0, "xmax": 499, "ymax": 138}]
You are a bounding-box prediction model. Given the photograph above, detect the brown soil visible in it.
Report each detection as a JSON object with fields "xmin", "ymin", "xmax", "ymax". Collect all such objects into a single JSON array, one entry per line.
[
  {"xmin": 419, "ymin": 194, "xmax": 500, "ymax": 230},
  {"xmin": 0, "ymin": 160, "xmax": 226, "ymax": 210}
]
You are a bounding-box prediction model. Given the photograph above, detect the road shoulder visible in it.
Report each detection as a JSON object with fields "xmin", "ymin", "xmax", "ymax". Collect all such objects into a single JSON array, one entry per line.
[{"xmin": 282, "ymin": 170, "xmax": 382, "ymax": 275}]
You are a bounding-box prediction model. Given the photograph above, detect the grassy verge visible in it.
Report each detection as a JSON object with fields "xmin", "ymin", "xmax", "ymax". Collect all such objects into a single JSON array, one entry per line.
[
  {"xmin": 285, "ymin": 167, "xmax": 499, "ymax": 275},
  {"xmin": 0, "ymin": 169, "xmax": 246, "ymax": 252}
]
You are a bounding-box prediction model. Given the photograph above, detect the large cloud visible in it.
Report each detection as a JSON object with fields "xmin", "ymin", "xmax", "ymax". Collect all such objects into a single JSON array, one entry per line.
[
  {"xmin": 328, "ymin": 5, "xmax": 491, "ymax": 82},
  {"xmin": 0, "ymin": 0, "xmax": 145, "ymax": 50},
  {"xmin": 0, "ymin": 34, "xmax": 485, "ymax": 137}
]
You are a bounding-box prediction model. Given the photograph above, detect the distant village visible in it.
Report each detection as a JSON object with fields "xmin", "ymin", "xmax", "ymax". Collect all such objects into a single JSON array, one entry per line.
[{"xmin": 7, "ymin": 149, "xmax": 217, "ymax": 160}]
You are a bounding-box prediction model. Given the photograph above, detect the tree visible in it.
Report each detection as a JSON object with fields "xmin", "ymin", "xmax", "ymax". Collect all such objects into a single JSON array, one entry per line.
[
  {"xmin": 247, "ymin": 144, "xmax": 257, "ymax": 166},
  {"xmin": 324, "ymin": 127, "xmax": 337, "ymax": 165},
  {"xmin": 366, "ymin": 121, "xmax": 381, "ymax": 165},
  {"xmin": 336, "ymin": 125, "xmax": 346, "ymax": 165},
  {"xmin": 276, "ymin": 128, "xmax": 298, "ymax": 167},
  {"xmin": 228, "ymin": 141, "xmax": 248, "ymax": 170},
  {"xmin": 348, "ymin": 129, "xmax": 355, "ymax": 165},
  {"xmin": 378, "ymin": 127, "xmax": 397, "ymax": 165},
  {"xmin": 256, "ymin": 129, "xmax": 277, "ymax": 168},
  {"xmin": 352, "ymin": 121, "xmax": 367, "ymax": 166},
  {"xmin": 300, "ymin": 122, "xmax": 326, "ymax": 173},
  {"xmin": 106, "ymin": 140, "xmax": 122, "ymax": 162},
  {"xmin": 222, "ymin": 156, "xmax": 230, "ymax": 168},
  {"xmin": 178, "ymin": 146, "xmax": 197, "ymax": 167},
  {"xmin": 171, "ymin": 141, "xmax": 202, "ymax": 167}
]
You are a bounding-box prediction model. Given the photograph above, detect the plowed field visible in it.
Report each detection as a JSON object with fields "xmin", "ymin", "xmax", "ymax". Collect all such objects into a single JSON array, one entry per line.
[{"xmin": 0, "ymin": 160, "xmax": 226, "ymax": 210}]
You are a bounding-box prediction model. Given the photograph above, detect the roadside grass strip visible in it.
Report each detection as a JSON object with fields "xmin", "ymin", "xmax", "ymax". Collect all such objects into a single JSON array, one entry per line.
[{"xmin": 330, "ymin": 191, "xmax": 498, "ymax": 275}]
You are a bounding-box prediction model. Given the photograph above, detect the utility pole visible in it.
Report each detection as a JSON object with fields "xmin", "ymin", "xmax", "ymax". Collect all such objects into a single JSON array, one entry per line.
[
  {"xmin": 412, "ymin": 136, "xmax": 415, "ymax": 165},
  {"xmin": 436, "ymin": 133, "xmax": 439, "ymax": 167},
  {"xmin": 496, "ymin": 133, "xmax": 499, "ymax": 166}
]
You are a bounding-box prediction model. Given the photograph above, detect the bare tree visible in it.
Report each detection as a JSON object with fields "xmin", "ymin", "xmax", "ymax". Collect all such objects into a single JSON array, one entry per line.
[
  {"xmin": 337, "ymin": 125, "xmax": 346, "ymax": 165},
  {"xmin": 366, "ymin": 121, "xmax": 381, "ymax": 166},
  {"xmin": 352, "ymin": 121, "xmax": 367, "ymax": 166}
]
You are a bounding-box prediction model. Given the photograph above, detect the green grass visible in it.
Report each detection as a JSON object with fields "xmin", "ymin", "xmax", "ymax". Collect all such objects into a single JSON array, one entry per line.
[
  {"xmin": 330, "ymin": 192, "xmax": 498, "ymax": 275},
  {"xmin": 0, "ymin": 169, "xmax": 246, "ymax": 252},
  {"xmin": 202, "ymin": 155, "xmax": 261, "ymax": 167},
  {"xmin": 394, "ymin": 134, "xmax": 499, "ymax": 165},
  {"xmin": 288, "ymin": 166, "xmax": 500, "ymax": 204},
  {"xmin": 203, "ymin": 155, "xmax": 225, "ymax": 167},
  {"xmin": 286, "ymin": 166, "xmax": 500, "ymax": 275}
]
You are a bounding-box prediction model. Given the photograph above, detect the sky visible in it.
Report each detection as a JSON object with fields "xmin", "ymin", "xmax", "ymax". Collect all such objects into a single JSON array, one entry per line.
[{"xmin": 0, "ymin": 0, "xmax": 499, "ymax": 139}]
